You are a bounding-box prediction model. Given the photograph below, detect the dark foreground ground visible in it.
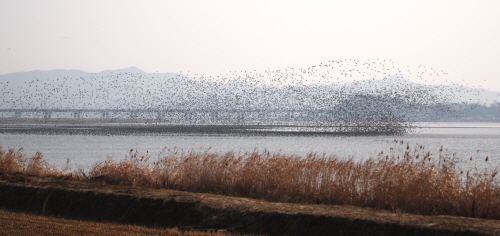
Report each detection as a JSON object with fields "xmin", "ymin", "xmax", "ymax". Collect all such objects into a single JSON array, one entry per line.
[{"xmin": 1, "ymin": 173, "xmax": 499, "ymax": 236}]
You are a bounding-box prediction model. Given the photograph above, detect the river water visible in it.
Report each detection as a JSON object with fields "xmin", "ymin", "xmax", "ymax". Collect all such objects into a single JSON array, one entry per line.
[{"xmin": 1, "ymin": 122, "xmax": 499, "ymax": 170}]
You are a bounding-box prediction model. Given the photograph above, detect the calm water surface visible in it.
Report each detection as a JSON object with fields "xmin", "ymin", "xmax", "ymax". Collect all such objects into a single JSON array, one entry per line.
[{"xmin": 1, "ymin": 122, "xmax": 499, "ymax": 170}]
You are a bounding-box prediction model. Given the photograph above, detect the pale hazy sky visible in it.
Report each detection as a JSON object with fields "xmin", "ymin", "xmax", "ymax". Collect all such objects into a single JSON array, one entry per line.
[{"xmin": 1, "ymin": 1, "xmax": 500, "ymax": 91}]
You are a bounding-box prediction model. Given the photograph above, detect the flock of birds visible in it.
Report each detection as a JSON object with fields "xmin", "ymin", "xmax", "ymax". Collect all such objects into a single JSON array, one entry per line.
[{"xmin": 0, "ymin": 59, "xmax": 493, "ymax": 135}]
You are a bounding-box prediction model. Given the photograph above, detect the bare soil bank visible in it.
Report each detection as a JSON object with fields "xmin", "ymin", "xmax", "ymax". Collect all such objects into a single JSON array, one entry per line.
[
  {"xmin": 1, "ymin": 174, "xmax": 499, "ymax": 236},
  {"xmin": 0, "ymin": 209, "xmax": 245, "ymax": 236}
]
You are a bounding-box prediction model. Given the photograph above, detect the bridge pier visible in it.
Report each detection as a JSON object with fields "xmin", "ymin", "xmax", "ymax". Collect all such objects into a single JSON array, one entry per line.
[
  {"xmin": 210, "ymin": 111, "xmax": 219, "ymax": 122},
  {"xmin": 102, "ymin": 111, "xmax": 109, "ymax": 119},
  {"xmin": 257, "ymin": 111, "xmax": 267, "ymax": 122},
  {"xmin": 129, "ymin": 111, "xmax": 137, "ymax": 119},
  {"xmin": 308, "ymin": 111, "xmax": 315, "ymax": 121},
  {"xmin": 260, "ymin": 111, "xmax": 270, "ymax": 122},
  {"xmin": 184, "ymin": 111, "xmax": 192, "ymax": 122},
  {"xmin": 156, "ymin": 111, "xmax": 164, "ymax": 120},
  {"xmin": 14, "ymin": 111, "xmax": 22, "ymax": 118},
  {"xmin": 237, "ymin": 112, "xmax": 245, "ymax": 123},
  {"xmin": 43, "ymin": 111, "xmax": 52, "ymax": 119},
  {"xmin": 328, "ymin": 112, "xmax": 334, "ymax": 122},
  {"xmin": 73, "ymin": 112, "xmax": 81, "ymax": 119}
]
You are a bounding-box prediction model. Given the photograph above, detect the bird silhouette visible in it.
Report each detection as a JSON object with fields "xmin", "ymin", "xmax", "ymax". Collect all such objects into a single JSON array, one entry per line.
[{"xmin": 0, "ymin": 59, "xmax": 494, "ymax": 134}]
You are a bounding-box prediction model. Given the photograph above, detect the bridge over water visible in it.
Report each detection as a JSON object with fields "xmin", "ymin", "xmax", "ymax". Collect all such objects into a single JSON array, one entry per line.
[{"xmin": 0, "ymin": 109, "xmax": 340, "ymax": 123}]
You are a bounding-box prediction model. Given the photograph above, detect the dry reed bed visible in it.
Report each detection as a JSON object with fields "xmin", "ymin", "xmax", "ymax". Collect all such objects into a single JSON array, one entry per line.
[{"xmin": 1, "ymin": 140, "xmax": 499, "ymax": 219}]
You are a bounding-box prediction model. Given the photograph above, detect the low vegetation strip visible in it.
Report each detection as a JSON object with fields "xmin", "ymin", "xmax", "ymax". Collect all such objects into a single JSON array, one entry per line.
[
  {"xmin": 0, "ymin": 177, "xmax": 498, "ymax": 235},
  {"xmin": 1, "ymin": 142, "xmax": 500, "ymax": 234},
  {"xmin": 85, "ymin": 142, "xmax": 499, "ymax": 219},
  {"xmin": 0, "ymin": 208, "xmax": 248, "ymax": 236}
]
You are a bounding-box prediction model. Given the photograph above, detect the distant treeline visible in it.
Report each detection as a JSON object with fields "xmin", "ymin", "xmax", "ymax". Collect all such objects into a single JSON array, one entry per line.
[{"xmin": 424, "ymin": 101, "xmax": 500, "ymax": 122}]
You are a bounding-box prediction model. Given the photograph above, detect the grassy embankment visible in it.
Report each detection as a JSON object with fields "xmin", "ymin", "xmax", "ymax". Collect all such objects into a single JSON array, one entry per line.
[
  {"xmin": 0, "ymin": 208, "xmax": 256, "ymax": 236},
  {"xmin": 1, "ymin": 140, "xmax": 499, "ymax": 219}
]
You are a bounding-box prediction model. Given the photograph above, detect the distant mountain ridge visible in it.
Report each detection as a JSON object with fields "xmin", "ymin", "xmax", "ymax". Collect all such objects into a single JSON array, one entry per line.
[
  {"xmin": 0, "ymin": 67, "xmax": 146, "ymax": 81},
  {"xmin": 1, "ymin": 67, "xmax": 498, "ymax": 113}
]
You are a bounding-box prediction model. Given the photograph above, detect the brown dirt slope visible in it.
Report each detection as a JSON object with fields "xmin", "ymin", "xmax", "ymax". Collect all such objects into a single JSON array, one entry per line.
[
  {"xmin": 0, "ymin": 208, "xmax": 252, "ymax": 236},
  {"xmin": 0, "ymin": 174, "xmax": 499, "ymax": 236}
]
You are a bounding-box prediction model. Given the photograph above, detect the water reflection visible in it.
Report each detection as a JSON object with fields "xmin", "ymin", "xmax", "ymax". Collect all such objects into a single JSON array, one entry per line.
[{"xmin": 0, "ymin": 122, "xmax": 499, "ymax": 171}]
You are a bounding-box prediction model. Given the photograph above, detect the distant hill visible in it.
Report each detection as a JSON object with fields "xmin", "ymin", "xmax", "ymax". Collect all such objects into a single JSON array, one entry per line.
[{"xmin": 1, "ymin": 68, "xmax": 499, "ymax": 122}]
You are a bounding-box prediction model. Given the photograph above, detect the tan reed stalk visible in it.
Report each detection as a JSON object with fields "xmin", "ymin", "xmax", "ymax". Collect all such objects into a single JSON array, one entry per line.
[{"xmin": 2, "ymin": 141, "xmax": 500, "ymax": 219}]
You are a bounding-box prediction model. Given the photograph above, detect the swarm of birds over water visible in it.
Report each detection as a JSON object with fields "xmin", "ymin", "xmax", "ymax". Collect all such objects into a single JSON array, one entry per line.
[{"xmin": 0, "ymin": 59, "xmax": 494, "ymax": 135}]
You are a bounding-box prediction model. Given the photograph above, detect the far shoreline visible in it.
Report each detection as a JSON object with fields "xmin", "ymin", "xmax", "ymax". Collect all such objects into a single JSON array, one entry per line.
[{"xmin": 0, "ymin": 119, "xmax": 411, "ymax": 136}]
